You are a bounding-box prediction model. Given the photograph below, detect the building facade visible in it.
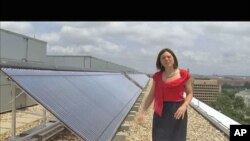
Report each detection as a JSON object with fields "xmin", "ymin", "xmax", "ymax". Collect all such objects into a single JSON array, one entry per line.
[{"xmin": 193, "ymin": 79, "xmax": 221, "ymax": 103}]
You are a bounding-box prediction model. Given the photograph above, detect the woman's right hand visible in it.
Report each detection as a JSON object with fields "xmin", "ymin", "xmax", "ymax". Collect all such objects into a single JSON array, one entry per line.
[{"xmin": 136, "ymin": 112, "xmax": 145, "ymax": 125}]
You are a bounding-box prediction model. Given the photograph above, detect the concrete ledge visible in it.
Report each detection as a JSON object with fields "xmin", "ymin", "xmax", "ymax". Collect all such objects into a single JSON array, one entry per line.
[
  {"xmin": 129, "ymin": 111, "xmax": 137, "ymax": 116},
  {"xmin": 118, "ymin": 124, "xmax": 130, "ymax": 131},
  {"xmin": 134, "ymin": 103, "xmax": 140, "ymax": 107},
  {"xmin": 137, "ymin": 98, "xmax": 143, "ymax": 102},
  {"xmin": 125, "ymin": 115, "xmax": 135, "ymax": 121},
  {"xmin": 132, "ymin": 106, "xmax": 139, "ymax": 111},
  {"xmin": 112, "ymin": 132, "xmax": 127, "ymax": 141}
]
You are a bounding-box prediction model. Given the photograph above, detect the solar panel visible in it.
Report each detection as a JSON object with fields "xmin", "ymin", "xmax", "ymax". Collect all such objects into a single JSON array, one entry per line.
[
  {"xmin": 127, "ymin": 74, "xmax": 150, "ymax": 88},
  {"xmin": 1, "ymin": 68, "xmax": 141, "ymax": 141}
]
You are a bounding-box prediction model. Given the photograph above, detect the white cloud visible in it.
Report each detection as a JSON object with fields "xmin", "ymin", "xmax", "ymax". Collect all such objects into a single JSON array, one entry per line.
[
  {"xmin": 140, "ymin": 48, "xmax": 154, "ymax": 56},
  {"xmin": 0, "ymin": 22, "xmax": 33, "ymax": 35},
  {"xmin": 38, "ymin": 32, "xmax": 60, "ymax": 43}
]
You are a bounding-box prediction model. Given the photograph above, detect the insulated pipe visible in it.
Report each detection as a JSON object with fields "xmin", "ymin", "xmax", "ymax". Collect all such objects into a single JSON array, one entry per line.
[{"xmin": 17, "ymin": 121, "xmax": 61, "ymax": 141}]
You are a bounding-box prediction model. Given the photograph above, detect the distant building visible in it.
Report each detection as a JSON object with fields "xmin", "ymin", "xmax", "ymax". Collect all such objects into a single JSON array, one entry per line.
[
  {"xmin": 235, "ymin": 89, "xmax": 250, "ymax": 107},
  {"xmin": 193, "ymin": 79, "xmax": 221, "ymax": 103}
]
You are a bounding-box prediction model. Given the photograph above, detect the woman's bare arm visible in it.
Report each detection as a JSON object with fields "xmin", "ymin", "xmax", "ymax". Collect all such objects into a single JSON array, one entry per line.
[
  {"xmin": 183, "ymin": 77, "xmax": 193, "ymax": 107},
  {"xmin": 136, "ymin": 80, "xmax": 155, "ymax": 124},
  {"xmin": 174, "ymin": 77, "xmax": 193, "ymax": 120},
  {"xmin": 140, "ymin": 80, "xmax": 155, "ymax": 113}
]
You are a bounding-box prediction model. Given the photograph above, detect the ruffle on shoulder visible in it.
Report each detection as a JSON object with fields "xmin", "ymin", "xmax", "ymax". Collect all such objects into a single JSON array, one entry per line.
[
  {"xmin": 152, "ymin": 71, "xmax": 161, "ymax": 81},
  {"xmin": 161, "ymin": 68, "xmax": 190, "ymax": 88}
]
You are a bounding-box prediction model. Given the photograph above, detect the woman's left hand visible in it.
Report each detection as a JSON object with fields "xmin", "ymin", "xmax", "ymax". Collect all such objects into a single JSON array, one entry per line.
[{"xmin": 174, "ymin": 104, "xmax": 187, "ymax": 120}]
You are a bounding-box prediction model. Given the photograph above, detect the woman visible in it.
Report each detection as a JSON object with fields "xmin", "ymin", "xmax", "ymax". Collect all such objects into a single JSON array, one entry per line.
[{"xmin": 137, "ymin": 48, "xmax": 193, "ymax": 141}]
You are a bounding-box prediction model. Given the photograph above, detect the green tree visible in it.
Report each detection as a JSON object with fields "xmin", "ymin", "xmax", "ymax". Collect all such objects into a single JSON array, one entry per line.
[
  {"xmin": 222, "ymin": 89, "xmax": 238, "ymax": 99},
  {"xmin": 209, "ymin": 88, "xmax": 250, "ymax": 124},
  {"xmin": 245, "ymin": 106, "xmax": 250, "ymax": 116},
  {"xmin": 216, "ymin": 93, "xmax": 233, "ymax": 111},
  {"xmin": 233, "ymin": 96, "xmax": 245, "ymax": 110}
]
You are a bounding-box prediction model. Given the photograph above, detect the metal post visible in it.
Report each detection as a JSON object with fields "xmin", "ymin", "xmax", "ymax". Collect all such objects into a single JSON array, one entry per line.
[
  {"xmin": 0, "ymin": 75, "xmax": 1, "ymax": 137},
  {"xmin": 90, "ymin": 56, "xmax": 92, "ymax": 69},
  {"xmin": 11, "ymin": 81, "xmax": 16, "ymax": 139},
  {"xmin": 43, "ymin": 108, "xmax": 46, "ymax": 127},
  {"xmin": 25, "ymin": 38, "xmax": 28, "ymax": 61}
]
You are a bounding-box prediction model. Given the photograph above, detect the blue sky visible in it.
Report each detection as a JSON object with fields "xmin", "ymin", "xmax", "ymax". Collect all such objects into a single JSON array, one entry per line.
[{"xmin": 1, "ymin": 22, "xmax": 250, "ymax": 76}]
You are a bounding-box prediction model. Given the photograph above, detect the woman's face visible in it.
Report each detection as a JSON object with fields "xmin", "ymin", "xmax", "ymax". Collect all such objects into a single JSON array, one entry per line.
[{"xmin": 160, "ymin": 51, "xmax": 174, "ymax": 68}]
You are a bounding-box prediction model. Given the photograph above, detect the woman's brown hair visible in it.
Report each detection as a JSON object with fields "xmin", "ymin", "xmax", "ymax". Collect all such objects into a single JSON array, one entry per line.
[{"xmin": 156, "ymin": 48, "xmax": 178, "ymax": 72}]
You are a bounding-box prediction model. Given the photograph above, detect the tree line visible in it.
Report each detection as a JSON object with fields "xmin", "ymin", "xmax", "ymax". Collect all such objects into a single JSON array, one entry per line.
[
  {"xmin": 210, "ymin": 86, "xmax": 250, "ymax": 124},
  {"xmin": 222, "ymin": 82, "xmax": 250, "ymax": 89}
]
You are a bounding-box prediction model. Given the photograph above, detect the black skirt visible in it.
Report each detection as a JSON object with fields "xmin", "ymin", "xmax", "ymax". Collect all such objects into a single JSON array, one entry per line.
[{"xmin": 152, "ymin": 101, "xmax": 187, "ymax": 141}]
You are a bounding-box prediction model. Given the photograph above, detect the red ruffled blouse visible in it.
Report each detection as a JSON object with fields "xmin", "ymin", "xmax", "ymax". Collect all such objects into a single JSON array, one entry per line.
[{"xmin": 152, "ymin": 68, "xmax": 191, "ymax": 116}]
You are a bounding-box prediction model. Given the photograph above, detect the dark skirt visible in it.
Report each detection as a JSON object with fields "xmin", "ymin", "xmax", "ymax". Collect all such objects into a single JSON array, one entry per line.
[{"xmin": 152, "ymin": 101, "xmax": 187, "ymax": 141}]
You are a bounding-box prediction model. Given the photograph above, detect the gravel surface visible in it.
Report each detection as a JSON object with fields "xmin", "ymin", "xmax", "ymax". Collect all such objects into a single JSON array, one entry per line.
[{"xmin": 0, "ymin": 105, "xmax": 54, "ymax": 141}]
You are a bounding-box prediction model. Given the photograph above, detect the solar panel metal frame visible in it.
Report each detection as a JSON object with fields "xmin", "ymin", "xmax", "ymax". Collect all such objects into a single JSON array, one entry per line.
[
  {"xmin": 127, "ymin": 73, "xmax": 150, "ymax": 88},
  {"xmin": 1, "ymin": 68, "xmax": 141, "ymax": 141}
]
